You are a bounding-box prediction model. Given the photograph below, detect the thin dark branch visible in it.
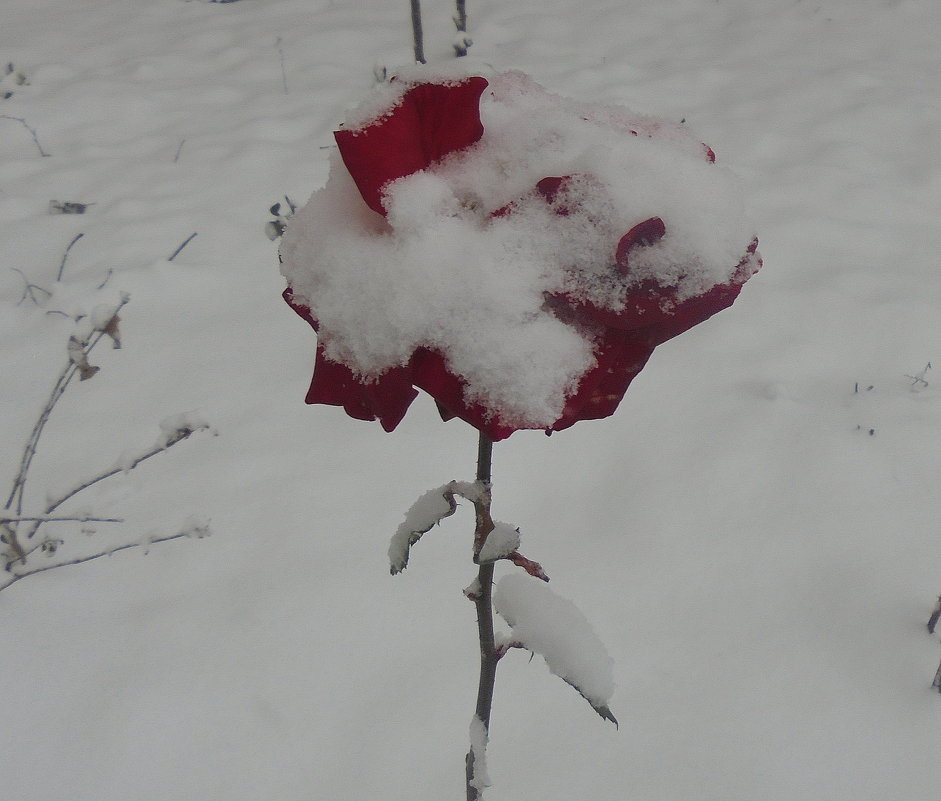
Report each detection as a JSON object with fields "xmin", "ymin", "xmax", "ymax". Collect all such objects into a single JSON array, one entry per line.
[
  {"xmin": 410, "ymin": 0, "xmax": 426, "ymax": 64},
  {"xmin": 4, "ymin": 295, "xmax": 130, "ymax": 516},
  {"xmin": 1, "ymin": 531, "xmax": 193, "ymax": 591},
  {"xmin": 0, "ymin": 114, "xmax": 51, "ymax": 157},
  {"xmin": 1, "ymin": 515, "xmax": 122, "ymax": 524},
  {"xmin": 11, "ymin": 267, "xmax": 52, "ymax": 306},
  {"xmin": 24, "ymin": 421, "xmax": 209, "ymax": 541},
  {"xmin": 168, "ymin": 232, "xmax": 198, "ymax": 261},
  {"xmin": 57, "ymin": 232, "xmax": 85, "ymax": 281}
]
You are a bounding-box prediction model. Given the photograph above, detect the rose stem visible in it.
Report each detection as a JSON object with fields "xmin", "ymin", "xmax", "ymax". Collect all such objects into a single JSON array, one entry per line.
[{"xmin": 466, "ymin": 433, "xmax": 497, "ymax": 800}]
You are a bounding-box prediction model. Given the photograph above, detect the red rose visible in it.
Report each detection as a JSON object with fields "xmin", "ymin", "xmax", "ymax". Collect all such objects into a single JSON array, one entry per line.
[{"xmin": 281, "ymin": 72, "xmax": 759, "ymax": 440}]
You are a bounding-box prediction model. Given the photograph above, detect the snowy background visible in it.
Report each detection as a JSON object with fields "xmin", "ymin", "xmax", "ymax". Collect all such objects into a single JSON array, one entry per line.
[{"xmin": 3, "ymin": 0, "xmax": 941, "ymax": 799}]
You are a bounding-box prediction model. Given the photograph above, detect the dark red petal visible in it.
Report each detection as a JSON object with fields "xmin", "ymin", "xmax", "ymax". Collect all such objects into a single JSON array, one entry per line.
[
  {"xmin": 549, "ymin": 330, "xmax": 654, "ymax": 432},
  {"xmin": 284, "ymin": 288, "xmax": 417, "ymax": 431},
  {"xmin": 410, "ymin": 348, "xmax": 518, "ymax": 441},
  {"xmin": 305, "ymin": 348, "xmax": 417, "ymax": 432},
  {"xmin": 643, "ymin": 276, "xmax": 745, "ymax": 346},
  {"xmin": 546, "ymin": 284, "xmax": 673, "ymax": 333},
  {"xmin": 615, "ymin": 216, "xmax": 666, "ymax": 275},
  {"xmin": 335, "ymin": 77, "xmax": 489, "ymax": 216}
]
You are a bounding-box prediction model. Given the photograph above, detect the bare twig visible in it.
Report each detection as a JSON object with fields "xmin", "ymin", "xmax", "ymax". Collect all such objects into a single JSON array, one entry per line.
[
  {"xmin": 1, "ymin": 524, "xmax": 210, "ymax": 592},
  {"xmin": 1, "ymin": 515, "xmax": 122, "ymax": 524},
  {"xmin": 97, "ymin": 268, "xmax": 113, "ymax": 290},
  {"xmin": 57, "ymin": 233, "xmax": 85, "ymax": 281},
  {"xmin": 11, "ymin": 267, "xmax": 52, "ymax": 306},
  {"xmin": 168, "ymin": 232, "xmax": 198, "ymax": 261},
  {"xmin": 0, "ymin": 114, "xmax": 51, "ymax": 157},
  {"xmin": 905, "ymin": 362, "xmax": 931, "ymax": 389},
  {"xmin": 23, "ymin": 421, "xmax": 210, "ymax": 542},
  {"xmin": 4, "ymin": 294, "xmax": 131, "ymax": 517},
  {"xmin": 410, "ymin": 0, "xmax": 426, "ymax": 64}
]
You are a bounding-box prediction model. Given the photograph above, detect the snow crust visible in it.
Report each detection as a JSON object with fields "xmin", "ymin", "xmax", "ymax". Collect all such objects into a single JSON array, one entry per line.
[
  {"xmin": 494, "ymin": 573, "xmax": 615, "ymax": 708},
  {"xmin": 280, "ymin": 69, "xmax": 756, "ymax": 429}
]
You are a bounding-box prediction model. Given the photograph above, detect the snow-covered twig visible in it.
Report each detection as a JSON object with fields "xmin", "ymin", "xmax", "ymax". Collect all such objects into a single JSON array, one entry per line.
[
  {"xmin": 21, "ymin": 413, "xmax": 212, "ymax": 543},
  {"xmin": 453, "ymin": 0, "xmax": 471, "ymax": 57},
  {"xmin": 4, "ymin": 294, "xmax": 130, "ymax": 517},
  {"xmin": 1, "ymin": 294, "xmax": 213, "ymax": 589},
  {"xmin": 1, "ymin": 519, "xmax": 211, "ymax": 592}
]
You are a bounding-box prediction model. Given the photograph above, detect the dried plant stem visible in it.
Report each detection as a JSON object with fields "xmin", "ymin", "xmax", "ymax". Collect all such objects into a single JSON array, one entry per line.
[
  {"xmin": 22, "ymin": 427, "xmax": 207, "ymax": 544},
  {"xmin": 57, "ymin": 232, "xmax": 85, "ymax": 281},
  {"xmin": 1, "ymin": 530, "xmax": 193, "ymax": 591},
  {"xmin": 0, "ymin": 114, "xmax": 51, "ymax": 157},
  {"xmin": 410, "ymin": 0, "xmax": 425, "ymax": 64},
  {"xmin": 11, "ymin": 267, "xmax": 52, "ymax": 306},
  {"xmin": 466, "ymin": 433, "xmax": 497, "ymax": 800},
  {"xmin": 4, "ymin": 295, "xmax": 130, "ymax": 518},
  {"xmin": 168, "ymin": 232, "xmax": 198, "ymax": 261}
]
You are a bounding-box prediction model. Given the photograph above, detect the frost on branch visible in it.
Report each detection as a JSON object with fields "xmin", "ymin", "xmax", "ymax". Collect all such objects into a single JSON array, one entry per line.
[
  {"xmin": 388, "ymin": 480, "xmax": 483, "ymax": 574},
  {"xmin": 494, "ymin": 573, "xmax": 617, "ymax": 726}
]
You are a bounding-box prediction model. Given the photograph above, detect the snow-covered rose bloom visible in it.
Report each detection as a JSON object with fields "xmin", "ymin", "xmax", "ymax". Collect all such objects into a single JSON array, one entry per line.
[{"xmin": 280, "ymin": 68, "xmax": 760, "ymax": 441}]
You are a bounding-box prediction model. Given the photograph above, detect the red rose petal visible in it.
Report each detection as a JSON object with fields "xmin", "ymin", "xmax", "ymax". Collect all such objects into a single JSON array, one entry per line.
[{"xmin": 335, "ymin": 77, "xmax": 489, "ymax": 216}]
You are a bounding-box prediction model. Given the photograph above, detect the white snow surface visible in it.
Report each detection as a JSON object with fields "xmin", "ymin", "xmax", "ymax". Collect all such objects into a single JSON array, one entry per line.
[
  {"xmin": 494, "ymin": 573, "xmax": 616, "ymax": 708},
  {"xmin": 5, "ymin": 1, "xmax": 941, "ymax": 800},
  {"xmin": 280, "ymin": 69, "xmax": 757, "ymax": 428}
]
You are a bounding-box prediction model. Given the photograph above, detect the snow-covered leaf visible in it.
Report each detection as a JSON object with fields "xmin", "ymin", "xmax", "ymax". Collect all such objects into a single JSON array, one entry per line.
[
  {"xmin": 388, "ymin": 480, "xmax": 484, "ymax": 574},
  {"xmin": 494, "ymin": 574, "xmax": 617, "ymax": 726}
]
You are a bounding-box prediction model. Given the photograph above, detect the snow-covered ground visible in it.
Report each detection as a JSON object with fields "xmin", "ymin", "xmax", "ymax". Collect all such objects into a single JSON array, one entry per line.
[{"xmin": 4, "ymin": 0, "xmax": 941, "ymax": 798}]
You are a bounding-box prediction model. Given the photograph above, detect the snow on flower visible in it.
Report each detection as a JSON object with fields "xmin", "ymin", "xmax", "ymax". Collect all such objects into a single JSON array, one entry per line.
[{"xmin": 280, "ymin": 66, "xmax": 760, "ymax": 440}]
